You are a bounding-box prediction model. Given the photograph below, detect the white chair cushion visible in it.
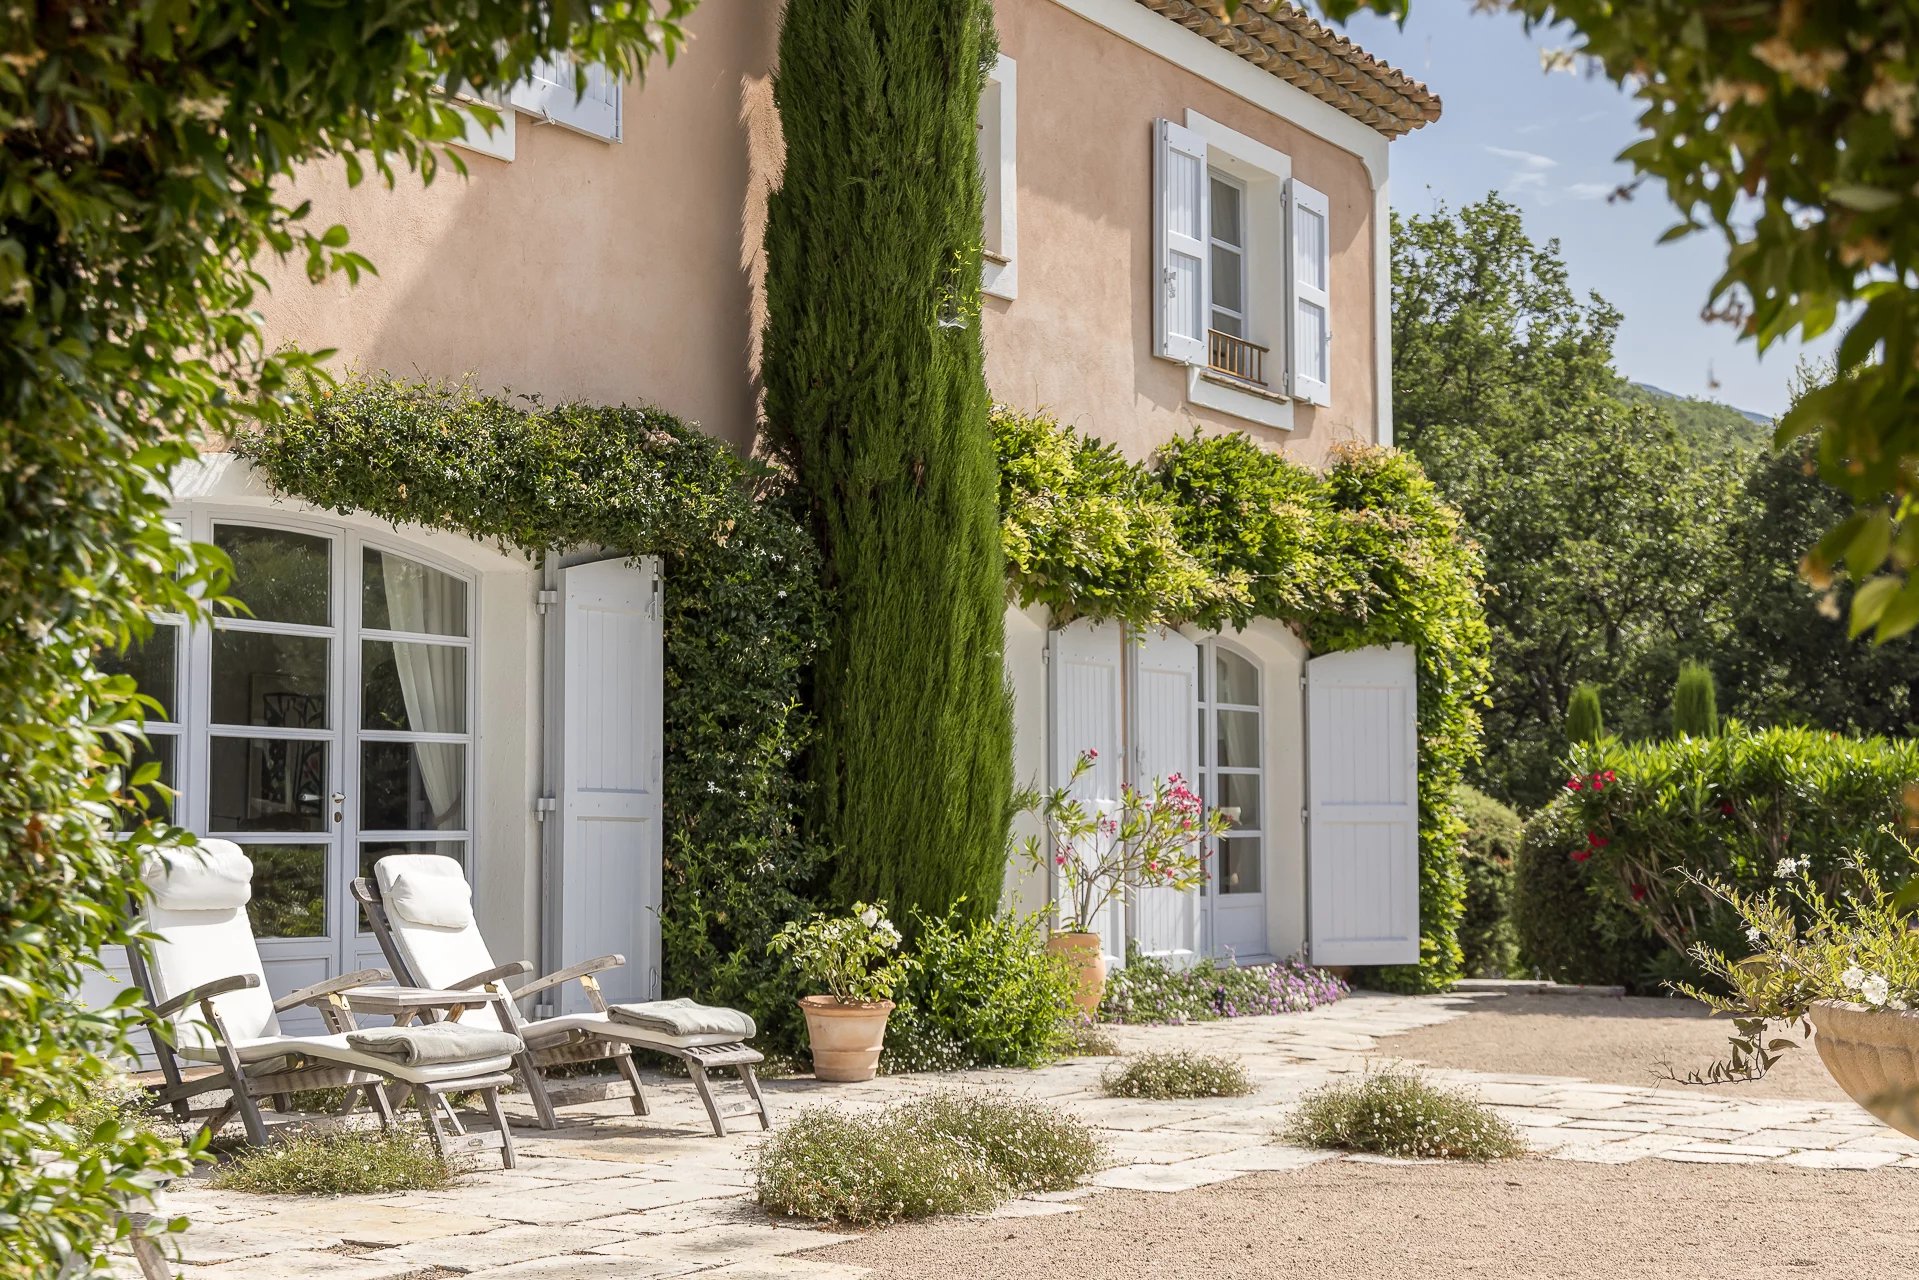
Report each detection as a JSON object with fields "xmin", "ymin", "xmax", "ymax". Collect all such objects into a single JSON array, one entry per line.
[
  {"xmin": 143, "ymin": 841, "xmax": 253, "ymax": 911},
  {"xmin": 179, "ymin": 1032, "xmax": 515, "ymax": 1086},
  {"xmin": 373, "ymin": 854, "xmax": 497, "ymax": 990},
  {"xmin": 386, "ymin": 869, "xmax": 474, "ymax": 930},
  {"xmin": 523, "ymin": 1011, "xmax": 747, "ymax": 1051}
]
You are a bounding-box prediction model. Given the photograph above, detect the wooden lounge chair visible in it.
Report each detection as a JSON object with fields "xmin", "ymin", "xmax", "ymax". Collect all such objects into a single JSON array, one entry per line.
[
  {"xmin": 132, "ymin": 841, "xmax": 522, "ymax": 1167},
  {"xmin": 353, "ymin": 854, "xmax": 770, "ymax": 1136}
]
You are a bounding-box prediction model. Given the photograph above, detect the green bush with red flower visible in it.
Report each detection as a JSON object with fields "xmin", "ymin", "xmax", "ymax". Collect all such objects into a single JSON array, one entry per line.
[{"xmin": 1516, "ymin": 725, "xmax": 1919, "ymax": 988}]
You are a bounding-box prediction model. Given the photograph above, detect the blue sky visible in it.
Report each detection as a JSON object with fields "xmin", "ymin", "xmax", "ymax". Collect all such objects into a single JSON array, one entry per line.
[{"xmin": 1341, "ymin": 6, "xmax": 1835, "ymax": 418}]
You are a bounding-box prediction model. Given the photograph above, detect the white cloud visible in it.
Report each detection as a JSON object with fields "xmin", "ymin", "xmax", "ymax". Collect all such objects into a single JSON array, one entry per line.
[
  {"xmin": 1564, "ymin": 181, "xmax": 1617, "ymax": 200},
  {"xmin": 1483, "ymin": 145, "xmax": 1559, "ymax": 170}
]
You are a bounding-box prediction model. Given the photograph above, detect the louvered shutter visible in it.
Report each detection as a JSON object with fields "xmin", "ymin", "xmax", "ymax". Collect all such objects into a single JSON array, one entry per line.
[
  {"xmin": 1048, "ymin": 622, "xmax": 1128, "ymax": 968},
  {"xmin": 1306, "ymin": 645, "xmax": 1419, "ymax": 965},
  {"xmin": 1289, "ymin": 180, "xmax": 1331, "ymax": 404},
  {"xmin": 1154, "ymin": 119, "xmax": 1210, "ymax": 364},
  {"xmin": 510, "ymin": 53, "xmax": 622, "ymax": 142},
  {"xmin": 1130, "ymin": 628, "xmax": 1203, "ymax": 966}
]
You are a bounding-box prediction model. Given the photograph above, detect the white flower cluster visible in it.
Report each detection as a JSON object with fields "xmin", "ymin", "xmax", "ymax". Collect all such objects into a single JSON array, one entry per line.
[
  {"xmin": 1774, "ymin": 856, "xmax": 1810, "ymax": 879},
  {"xmin": 1841, "ymin": 965, "xmax": 1898, "ymax": 1009}
]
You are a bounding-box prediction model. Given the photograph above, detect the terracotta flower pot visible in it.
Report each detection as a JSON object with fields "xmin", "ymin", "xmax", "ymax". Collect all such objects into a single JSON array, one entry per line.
[
  {"xmin": 1808, "ymin": 999, "xmax": 1919, "ymax": 1139},
  {"xmin": 798, "ymin": 994, "xmax": 893, "ymax": 1082},
  {"xmin": 1046, "ymin": 931, "xmax": 1108, "ymax": 1015}
]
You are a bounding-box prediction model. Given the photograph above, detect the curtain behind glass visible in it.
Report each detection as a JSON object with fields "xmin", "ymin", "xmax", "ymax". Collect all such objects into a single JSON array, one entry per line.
[{"xmin": 381, "ymin": 557, "xmax": 465, "ymax": 827}]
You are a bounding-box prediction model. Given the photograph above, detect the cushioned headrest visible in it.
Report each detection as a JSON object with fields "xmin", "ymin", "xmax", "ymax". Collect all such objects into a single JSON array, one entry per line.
[
  {"xmin": 376, "ymin": 854, "xmax": 475, "ymax": 930},
  {"xmin": 142, "ymin": 841, "xmax": 253, "ymax": 912}
]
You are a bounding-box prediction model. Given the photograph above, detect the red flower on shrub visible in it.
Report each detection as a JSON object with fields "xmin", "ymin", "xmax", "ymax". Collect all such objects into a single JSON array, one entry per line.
[
  {"xmin": 1586, "ymin": 831, "xmax": 1609, "ymax": 849},
  {"xmin": 1570, "ymin": 849, "xmax": 1591, "ymax": 864},
  {"xmin": 1566, "ymin": 776, "xmax": 1585, "ymax": 792},
  {"xmin": 1630, "ymin": 884, "xmax": 1647, "ymax": 902},
  {"xmin": 1719, "ymin": 801, "xmax": 1735, "ymax": 816}
]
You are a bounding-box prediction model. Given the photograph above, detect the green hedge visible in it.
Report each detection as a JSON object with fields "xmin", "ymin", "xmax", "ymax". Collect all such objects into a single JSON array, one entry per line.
[
  {"xmin": 1513, "ymin": 794, "xmax": 1663, "ymax": 988},
  {"xmin": 997, "ymin": 409, "xmax": 1491, "ymax": 992},
  {"xmin": 1520, "ymin": 725, "xmax": 1919, "ymax": 987},
  {"xmin": 1457, "ymin": 786, "xmax": 1521, "ymax": 978},
  {"xmin": 240, "ymin": 376, "xmax": 828, "ymax": 1051}
]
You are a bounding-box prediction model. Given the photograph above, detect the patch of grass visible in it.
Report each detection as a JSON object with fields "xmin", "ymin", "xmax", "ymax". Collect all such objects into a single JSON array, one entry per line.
[
  {"xmin": 1283, "ymin": 1067, "xmax": 1527, "ymax": 1161},
  {"xmin": 1058, "ymin": 1016, "xmax": 1118, "ymax": 1058},
  {"xmin": 754, "ymin": 1090, "xmax": 1104, "ymax": 1225},
  {"xmin": 209, "ymin": 1124, "xmax": 455, "ymax": 1195},
  {"xmin": 1101, "ymin": 1051, "xmax": 1252, "ymax": 1099}
]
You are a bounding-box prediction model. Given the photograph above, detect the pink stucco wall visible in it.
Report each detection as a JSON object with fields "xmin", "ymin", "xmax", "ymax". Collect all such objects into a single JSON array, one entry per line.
[{"xmin": 251, "ymin": 0, "xmax": 1388, "ymax": 465}]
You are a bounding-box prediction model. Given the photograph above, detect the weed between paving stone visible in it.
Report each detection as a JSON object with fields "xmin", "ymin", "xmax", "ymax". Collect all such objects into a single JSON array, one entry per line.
[
  {"xmin": 754, "ymin": 1089, "xmax": 1105, "ymax": 1225},
  {"xmin": 1102, "ymin": 1051, "xmax": 1253, "ymax": 1099},
  {"xmin": 209, "ymin": 1123, "xmax": 457, "ymax": 1194},
  {"xmin": 1284, "ymin": 1065, "xmax": 1527, "ymax": 1161}
]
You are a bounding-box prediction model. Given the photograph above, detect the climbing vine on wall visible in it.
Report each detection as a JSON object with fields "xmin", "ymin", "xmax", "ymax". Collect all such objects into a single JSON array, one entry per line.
[
  {"xmin": 239, "ymin": 375, "xmax": 829, "ymax": 1049},
  {"xmin": 997, "ymin": 407, "xmax": 1491, "ymax": 992}
]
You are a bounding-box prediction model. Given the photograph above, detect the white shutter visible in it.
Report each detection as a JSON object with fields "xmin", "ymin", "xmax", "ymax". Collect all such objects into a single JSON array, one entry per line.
[
  {"xmin": 1154, "ymin": 119, "xmax": 1210, "ymax": 365},
  {"xmin": 1289, "ymin": 180, "xmax": 1331, "ymax": 405},
  {"xmin": 1048, "ymin": 621, "xmax": 1127, "ymax": 968},
  {"xmin": 1129, "ymin": 628, "xmax": 1203, "ymax": 967},
  {"xmin": 1306, "ymin": 644, "xmax": 1418, "ymax": 966},
  {"xmin": 547, "ymin": 556, "xmax": 662, "ymax": 1012},
  {"xmin": 509, "ymin": 52, "xmax": 622, "ymax": 142}
]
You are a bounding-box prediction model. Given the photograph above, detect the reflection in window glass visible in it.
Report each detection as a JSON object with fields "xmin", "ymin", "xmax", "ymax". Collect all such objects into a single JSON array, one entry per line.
[
  {"xmin": 361, "ymin": 641, "xmax": 467, "ymax": 733},
  {"xmin": 361, "ymin": 742, "xmax": 465, "ymax": 832},
  {"xmin": 1219, "ymin": 836, "xmax": 1262, "ymax": 893},
  {"xmin": 245, "ymin": 844, "xmax": 328, "ymax": 937},
  {"xmin": 1216, "ymin": 649, "xmax": 1258, "ymax": 706},
  {"xmin": 208, "ymin": 737, "xmax": 328, "ymax": 832},
  {"xmin": 215, "ymin": 526, "xmax": 331, "ymax": 627},
  {"xmin": 211, "ymin": 630, "xmax": 330, "ymax": 728},
  {"xmin": 115, "ymin": 733, "xmax": 178, "ymax": 827},
  {"xmin": 362, "ymin": 549, "xmax": 468, "ymax": 637},
  {"xmin": 1215, "ymin": 709, "xmax": 1259, "ymax": 770},
  {"xmin": 358, "ymin": 840, "xmax": 466, "ymax": 931},
  {"xmin": 1216, "ymin": 772, "xmax": 1261, "ymax": 833},
  {"xmin": 98, "ymin": 624, "xmax": 180, "ymax": 722}
]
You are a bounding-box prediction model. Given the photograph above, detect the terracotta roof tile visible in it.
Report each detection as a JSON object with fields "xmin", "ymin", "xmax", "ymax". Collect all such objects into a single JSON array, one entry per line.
[{"xmin": 1135, "ymin": 0, "xmax": 1442, "ymax": 138}]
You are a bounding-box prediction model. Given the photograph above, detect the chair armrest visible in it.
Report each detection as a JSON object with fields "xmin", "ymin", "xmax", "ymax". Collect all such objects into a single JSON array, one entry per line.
[
  {"xmin": 153, "ymin": 973, "xmax": 261, "ymax": 1020},
  {"xmin": 515, "ymin": 953, "xmax": 625, "ymax": 1000},
  {"xmin": 448, "ymin": 960, "xmax": 533, "ymax": 991},
  {"xmin": 273, "ymin": 968, "xmax": 391, "ymax": 1012}
]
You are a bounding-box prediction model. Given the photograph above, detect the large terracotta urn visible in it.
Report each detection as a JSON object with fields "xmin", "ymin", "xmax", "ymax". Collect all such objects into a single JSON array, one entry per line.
[
  {"xmin": 798, "ymin": 995, "xmax": 894, "ymax": 1083},
  {"xmin": 1808, "ymin": 999, "xmax": 1919, "ymax": 1139},
  {"xmin": 1046, "ymin": 931, "xmax": 1108, "ymax": 1016}
]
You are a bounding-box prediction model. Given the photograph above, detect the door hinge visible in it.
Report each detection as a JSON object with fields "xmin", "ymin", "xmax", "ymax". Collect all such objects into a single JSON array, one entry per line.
[
  {"xmin": 1299, "ymin": 673, "xmax": 1308, "ymax": 691},
  {"xmin": 536, "ymin": 588, "xmax": 560, "ymax": 615},
  {"xmin": 535, "ymin": 796, "xmax": 558, "ymax": 821},
  {"xmin": 1301, "ymin": 807, "xmax": 1310, "ymax": 827}
]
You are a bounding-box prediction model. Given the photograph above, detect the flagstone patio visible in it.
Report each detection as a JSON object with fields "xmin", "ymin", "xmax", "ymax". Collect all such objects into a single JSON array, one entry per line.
[{"xmin": 142, "ymin": 991, "xmax": 1919, "ymax": 1279}]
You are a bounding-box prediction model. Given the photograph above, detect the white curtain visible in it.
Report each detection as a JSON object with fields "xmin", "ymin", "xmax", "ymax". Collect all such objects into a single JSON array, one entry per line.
[{"xmin": 381, "ymin": 556, "xmax": 465, "ymax": 829}]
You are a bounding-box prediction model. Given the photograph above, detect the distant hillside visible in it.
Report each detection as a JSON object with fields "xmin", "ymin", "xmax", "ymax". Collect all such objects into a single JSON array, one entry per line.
[{"xmin": 1623, "ymin": 381, "xmax": 1773, "ymax": 455}]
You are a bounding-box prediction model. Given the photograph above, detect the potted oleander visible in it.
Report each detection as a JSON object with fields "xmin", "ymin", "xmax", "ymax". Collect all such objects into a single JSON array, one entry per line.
[
  {"xmin": 1021, "ymin": 749, "xmax": 1230, "ymax": 1014},
  {"xmin": 773, "ymin": 902, "xmax": 909, "ymax": 1082},
  {"xmin": 1680, "ymin": 851, "xmax": 1919, "ymax": 1137}
]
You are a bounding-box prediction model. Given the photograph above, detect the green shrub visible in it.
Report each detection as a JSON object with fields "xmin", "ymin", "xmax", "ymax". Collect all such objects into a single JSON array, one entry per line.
[
  {"xmin": 1102, "ymin": 1052, "xmax": 1252, "ymax": 1099},
  {"xmin": 1100, "ymin": 945, "xmax": 1349, "ymax": 1024},
  {"xmin": 1284, "ymin": 1067, "xmax": 1526, "ymax": 1161},
  {"xmin": 754, "ymin": 1091, "xmax": 1102, "ymax": 1225},
  {"xmin": 1058, "ymin": 1016, "xmax": 1119, "ymax": 1058},
  {"xmin": 1673, "ymin": 660, "xmax": 1719, "ymax": 737},
  {"xmin": 1557, "ymin": 726, "xmax": 1919, "ymax": 982},
  {"xmin": 1513, "ymin": 793, "xmax": 1664, "ymax": 988},
  {"xmin": 883, "ymin": 910, "xmax": 1078, "ymax": 1073},
  {"xmin": 1457, "ymin": 786, "xmax": 1521, "ymax": 978},
  {"xmin": 209, "ymin": 1126, "xmax": 454, "ymax": 1195},
  {"xmin": 1566, "ymin": 682, "xmax": 1605, "ymax": 746}
]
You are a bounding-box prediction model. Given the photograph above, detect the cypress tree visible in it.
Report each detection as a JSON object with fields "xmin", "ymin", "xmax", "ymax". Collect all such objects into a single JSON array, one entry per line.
[
  {"xmin": 1566, "ymin": 682, "xmax": 1605, "ymax": 746},
  {"xmin": 1673, "ymin": 661, "xmax": 1719, "ymax": 737},
  {"xmin": 761, "ymin": 0, "xmax": 1013, "ymax": 926}
]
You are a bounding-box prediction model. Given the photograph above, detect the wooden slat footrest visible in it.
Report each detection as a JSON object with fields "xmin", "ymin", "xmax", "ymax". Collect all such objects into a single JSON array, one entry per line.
[{"xmin": 680, "ymin": 1043, "xmax": 762, "ymax": 1068}]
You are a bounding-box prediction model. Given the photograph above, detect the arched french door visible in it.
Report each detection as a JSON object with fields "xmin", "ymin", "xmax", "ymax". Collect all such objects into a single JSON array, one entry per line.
[
  {"xmin": 103, "ymin": 510, "xmax": 475, "ymax": 1018},
  {"xmin": 1198, "ymin": 639, "xmax": 1267, "ymax": 959}
]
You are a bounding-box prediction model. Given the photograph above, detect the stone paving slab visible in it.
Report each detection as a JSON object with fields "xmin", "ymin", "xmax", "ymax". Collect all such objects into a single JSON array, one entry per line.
[{"xmin": 153, "ymin": 990, "xmax": 1919, "ymax": 1278}]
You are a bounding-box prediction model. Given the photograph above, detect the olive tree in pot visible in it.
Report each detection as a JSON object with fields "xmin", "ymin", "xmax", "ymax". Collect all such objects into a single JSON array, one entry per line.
[
  {"xmin": 1021, "ymin": 750, "xmax": 1230, "ymax": 1014},
  {"xmin": 1676, "ymin": 851, "xmax": 1919, "ymax": 1137},
  {"xmin": 773, "ymin": 903, "xmax": 909, "ymax": 1082}
]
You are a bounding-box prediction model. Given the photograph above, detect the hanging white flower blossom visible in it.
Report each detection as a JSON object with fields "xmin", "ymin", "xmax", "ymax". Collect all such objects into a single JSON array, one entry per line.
[
  {"xmin": 1775, "ymin": 856, "xmax": 1809, "ymax": 879},
  {"xmin": 858, "ymin": 906, "xmax": 881, "ymax": 928},
  {"xmin": 1745, "ymin": 926, "xmax": 1763, "ymax": 947},
  {"xmin": 1862, "ymin": 974, "xmax": 1892, "ymax": 1007},
  {"xmin": 1842, "ymin": 966, "xmax": 1866, "ymax": 991}
]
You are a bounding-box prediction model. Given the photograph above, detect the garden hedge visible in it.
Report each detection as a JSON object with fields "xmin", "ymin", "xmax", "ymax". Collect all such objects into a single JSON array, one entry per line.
[
  {"xmin": 1457, "ymin": 786, "xmax": 1521, "ymax": 978},
  {"xmin": 1520, "ymin": 725, "xmax": 1919, "ymax": 987}
]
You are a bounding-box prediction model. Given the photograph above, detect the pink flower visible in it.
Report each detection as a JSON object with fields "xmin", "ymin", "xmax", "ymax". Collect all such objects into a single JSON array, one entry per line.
[
  {"xmin": 1085, "ymin": 748, "xmax": 1098, "ymax": 760},
  {"xmin": 1630, "ymin": 884, "xmax": 1647, "ymax": 902},
  {"xmin": 1567, "ymin": 777, "xmax": 1585, "ymax": 792},
  {"xmin": 1055, "ymin": 853, "xmax": 1067, "ymax": 867},
  {"xmin": 1586, "ymin": 831, "xmax": 1609, "ymax": 849},
  {"xmin": 1570, "ymin": 850, "xmax": 1590, "ymax": 864}
]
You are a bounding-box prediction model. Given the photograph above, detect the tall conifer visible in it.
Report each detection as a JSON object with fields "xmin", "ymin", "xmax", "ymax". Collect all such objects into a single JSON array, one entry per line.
[{"xmin": 762, "ymin": 0, "xmax": 1013, "ymax": 925}]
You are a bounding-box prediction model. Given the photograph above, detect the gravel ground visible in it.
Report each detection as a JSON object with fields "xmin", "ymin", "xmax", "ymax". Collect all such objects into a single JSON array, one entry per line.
[
  {"xmin": 1374, "ymin": 992, "xmax": 1848, "ymax": 1102},
  {"xmin": 812, "ymin": 1159, "xmax": 1919, "ymax": 1279}
]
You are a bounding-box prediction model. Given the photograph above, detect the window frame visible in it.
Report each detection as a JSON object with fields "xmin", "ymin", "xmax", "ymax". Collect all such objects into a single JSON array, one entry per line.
[
  {"xmin": 1207, "ymin": 169, "xmax": 1250, "ymax": 341},
  {"xmin": 982, "ymin": 53, "xmax": 1019, "ymax": 301}
]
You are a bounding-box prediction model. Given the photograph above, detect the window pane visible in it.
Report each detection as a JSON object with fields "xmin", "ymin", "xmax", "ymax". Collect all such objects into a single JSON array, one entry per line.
[
  {"xmin": 246, "ymin": 844, "xmax": 328, "ymax": 938},
  {"xmin": 216, "ymin": 526, "xmax": 331, "ymax": 627},
  {"xmin": 359, "ymin": 841, "xmax": 465, "ymax": 932},
  {"xmin": 1209, "ymin": 176, "xmax": 1241, "ymax": 245},
  {"xmin": 208, "ymin": 737, "xmax": 328, "ymax": 833},
  {"xmin": 1210, "ymin": 244, "xmax": 1243, "ymax": 316},
  {"xmin": 1210, "ymin": 308, "xmax": 1242, "ymax": 340},
  {"xmin": 1216, "ymin": 772, "xmax": 1262, "ymax": 832},
  {"xmin": 1216, "ymin": 649, "xmax": 1258, "ymax": 705},
  {"xmin": 361, "ymin": 742, "xmax": 466, "ymax": 832},
  {"xmin": 1216, "ymin": 709, "xmax": 1260, "ymax": 770},
  {"xmin": 1218, "ymin": 836, "xmax": 1262, "ymax": 895},
  {"xmin": 98, "ymin": 624, "xmax": 179, "ymax": 722},
  {"xmin": 363, "ymin": 549, "xmax": 468, "ymax": 637},
  {"xmin": 117, "ymin": 733, "xmax": 178, "ymax": 827},
  {"xmin": 211, "ymin": 631, "xmax": 329, "ymax": 729},
  {"xmin": 362, "ymin": 641, "xmax": 468, "ymax": 734}
]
